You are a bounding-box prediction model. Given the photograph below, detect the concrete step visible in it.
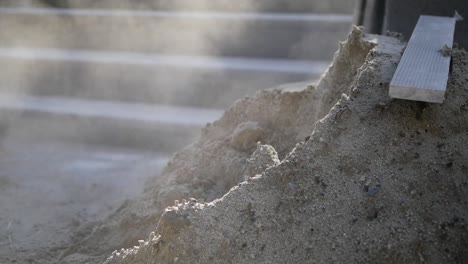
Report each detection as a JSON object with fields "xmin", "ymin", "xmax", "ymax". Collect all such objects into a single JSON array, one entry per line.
[
  {"xmin": 0, "ymin": 8, "xmax": 352, "ymax": 60},
  {"xmin": 0, "ymin": 0, "xmax": 356, "ymax": 14},
  {"xmin": 0, "ymin": 95, "xmax": 223, "ymax": 151},
  {"xmin": 0, "ymin": 47, "xmax": 328, "ymax": 108}
]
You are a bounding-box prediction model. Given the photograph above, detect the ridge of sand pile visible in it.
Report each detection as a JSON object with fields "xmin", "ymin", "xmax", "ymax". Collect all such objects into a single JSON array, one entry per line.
[{"xmin": 68, "ymin": 27, "xmax": 467, "ymax": 263}]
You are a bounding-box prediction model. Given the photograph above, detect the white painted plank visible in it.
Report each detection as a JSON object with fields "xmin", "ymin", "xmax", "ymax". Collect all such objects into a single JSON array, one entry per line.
[{"xmin": 389, "ymin": 15, "xmax": 456, "ymax": 103}]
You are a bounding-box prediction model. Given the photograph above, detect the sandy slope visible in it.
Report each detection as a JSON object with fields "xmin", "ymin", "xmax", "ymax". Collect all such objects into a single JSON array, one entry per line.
[{"xmin": 100, "ymin": 28, "xmax": 468, "ymax": 263}]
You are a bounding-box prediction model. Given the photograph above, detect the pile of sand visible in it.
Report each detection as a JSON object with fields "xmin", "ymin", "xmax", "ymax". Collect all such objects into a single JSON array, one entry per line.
[{"xmin": 62, "ymin": 27, "xmax": 467, "ymax": 263}]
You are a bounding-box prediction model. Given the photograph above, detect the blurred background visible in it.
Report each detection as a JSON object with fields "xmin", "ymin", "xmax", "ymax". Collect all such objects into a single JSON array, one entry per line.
[
  {"xmin": 0, "ymin": 0, "xmax": 354, "ymax": 187},
  {"xmin": 0, "ymin": 2, "xmax": 354, "ymax": 257}
]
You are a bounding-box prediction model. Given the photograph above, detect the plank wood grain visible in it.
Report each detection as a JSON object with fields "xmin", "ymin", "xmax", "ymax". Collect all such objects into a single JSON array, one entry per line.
[{"xmin": 389, "ymin": 15, "xmax": 456, "ymax": 103}]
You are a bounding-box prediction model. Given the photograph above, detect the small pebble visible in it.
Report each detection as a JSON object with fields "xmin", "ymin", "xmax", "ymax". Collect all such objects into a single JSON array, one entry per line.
[
  {"xmin": 367, "ymin": 187, "xmax": 380, "ymax": 197},
  {"xmin": 410, "ymin": 190, "xmax": 417, "ymax": 195}
]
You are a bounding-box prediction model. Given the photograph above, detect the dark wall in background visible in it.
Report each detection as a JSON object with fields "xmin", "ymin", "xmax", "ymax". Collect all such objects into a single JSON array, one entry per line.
[
  {"xmin": 384, "ymin": 0, "xmax": 467, "ymax": 48},
  {"xmin": 356, "ymin": 0, "xmax": 467, "ymax": 48}
]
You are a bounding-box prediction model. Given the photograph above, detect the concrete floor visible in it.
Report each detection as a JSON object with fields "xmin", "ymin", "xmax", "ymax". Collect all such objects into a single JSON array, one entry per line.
[{"xmin": 0, "ymin": 138, "xmax": 169, "ymax": 262}]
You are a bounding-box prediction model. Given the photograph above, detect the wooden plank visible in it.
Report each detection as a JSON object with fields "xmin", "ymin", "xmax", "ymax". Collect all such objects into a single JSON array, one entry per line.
[{"xmin": 389, "ymin": 15, "xmax": 456, "ymax": 103}]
